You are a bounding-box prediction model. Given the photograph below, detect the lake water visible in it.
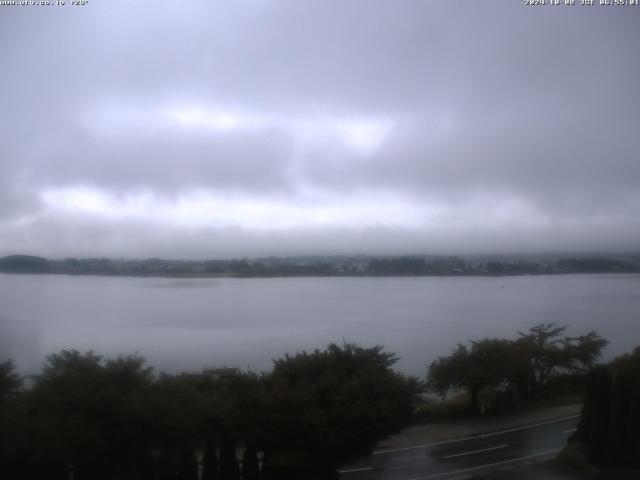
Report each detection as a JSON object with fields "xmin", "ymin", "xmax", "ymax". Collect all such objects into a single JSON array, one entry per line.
[{"xmin": 1, "ymin": 273, "xmax": 639, "ymax": 377}]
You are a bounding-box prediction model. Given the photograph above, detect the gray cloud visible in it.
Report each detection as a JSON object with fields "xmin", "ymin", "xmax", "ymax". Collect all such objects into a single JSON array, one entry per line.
[{"xmin": 0, "ymin": 0, "xmax": 638, "ymax": 257}]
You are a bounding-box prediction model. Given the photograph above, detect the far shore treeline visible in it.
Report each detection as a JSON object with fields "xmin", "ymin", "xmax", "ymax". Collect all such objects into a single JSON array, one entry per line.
[{"xmin": 1, "ymin": 253, "xmax": 639, "ymax": 277}]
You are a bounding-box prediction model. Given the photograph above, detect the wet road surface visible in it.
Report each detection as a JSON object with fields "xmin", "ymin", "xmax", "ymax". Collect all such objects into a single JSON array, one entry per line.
[{"xmin": 339, "ymin": 415, "xmax": 579, "ymax": 480}]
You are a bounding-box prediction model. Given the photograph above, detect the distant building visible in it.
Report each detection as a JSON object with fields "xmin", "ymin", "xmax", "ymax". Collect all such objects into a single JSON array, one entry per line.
[{"xmin": 182, "ymin": 367, "xmax": 242, "ymax": 381}]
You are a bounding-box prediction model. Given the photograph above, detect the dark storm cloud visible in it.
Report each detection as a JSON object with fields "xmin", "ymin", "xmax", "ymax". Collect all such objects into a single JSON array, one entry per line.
[{"xmin": 0, "ymin": 0, "xmax": 638, "ymax": 257}]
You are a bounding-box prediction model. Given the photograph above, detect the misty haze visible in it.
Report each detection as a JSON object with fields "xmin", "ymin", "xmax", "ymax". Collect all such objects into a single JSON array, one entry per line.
[{"xmin": 1, "ymin": 1, "xmax": 639, "ymax": 479}]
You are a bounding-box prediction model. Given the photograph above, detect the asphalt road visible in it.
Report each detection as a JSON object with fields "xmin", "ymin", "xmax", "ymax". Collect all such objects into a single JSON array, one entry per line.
[{"xmin": 339, "ymin": 415, "xmax": 580, "ymax": 480}]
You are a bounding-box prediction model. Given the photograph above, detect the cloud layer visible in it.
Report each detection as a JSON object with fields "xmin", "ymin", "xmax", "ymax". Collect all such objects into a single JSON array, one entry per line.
[{"xmin": 1, "ymin": 0, "xmax": 639, "ymax": 257}]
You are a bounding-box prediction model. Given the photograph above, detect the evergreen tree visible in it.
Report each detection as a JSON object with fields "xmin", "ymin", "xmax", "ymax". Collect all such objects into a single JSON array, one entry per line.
[
  {"xmin": 573, "ymin": 346, "xmax": 640, "ymax": 468},
  {"xmin": 177, "ymin": 442, "xmax": 199, "ymax": 480},
  {"xmin": 219, "ymin": 434, "xmax": 240, "ymax": 480},
  {"xmin": 201, "ymin": 435, "xmax": 219, "ymax": 480},
  {"xmin": 241, "ymin": 444, "xmax": 260, "ymax": 480},
  {"xmin": 576, "ymin": 366, "xmax": 611, "ymax": 465},
  {"xmin": 157, "ymin": 449, "xmax": 179, "ymax": 480}
]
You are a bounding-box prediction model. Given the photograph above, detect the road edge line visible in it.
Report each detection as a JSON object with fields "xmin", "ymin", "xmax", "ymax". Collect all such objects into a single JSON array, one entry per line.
[
  {"xmin": 442, "ymin": 444, "xmax": 508, "ymax": 459},
  {"xmin": 407, "ymin": 449, "xmax": 561, "ymax": 480},
  {"xmin": 373, "ymin": 414, "xmax": 580, "ymax": 455}
]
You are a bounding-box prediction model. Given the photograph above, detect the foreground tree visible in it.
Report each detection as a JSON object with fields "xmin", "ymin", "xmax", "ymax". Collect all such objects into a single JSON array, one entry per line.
[
  {"xmin": 0, "ymin": 360, "xmax": 24, "ymax": 478},
  {"xmin": 219, "ymin": 433, "xmax": 241, "ymax": 480},
  {"xmin": 515, "ymin": 324, "xmax": 608, "ymax": 397},
  {"xmin": 201, "ymin": 435, "xmax": 219, "ymax": 480},
  {"xmin": 26, "ymin": 350, "xmax": 156, "ymax": 480},
  {"xmin": 0, "ymin": 360, "xmax": 22, "ymax": 398},
  {"xmin": 571, "ymin": 346, "xmax": 640, "ymax": 468},
  {"xmin": 427, "ymin": 324, "xmax": 608, "ymax": 413},
  {"xmin": 147, "ymin": 373, "xmax": 204, "ymax": 480},
  {"xmin": 2, "ymin": 343, "xmax": 417, "ymax": 479},
  {"xmin": 242, "ymin": 444, "xmax": 261, "ymax": 480},
  {"xmin": 427, "ymin": 339, "xmax": 520, "ymax": 414},
  {"xmin": 260, "ymin": 343, "xmax": 419, "ymax": 479}
]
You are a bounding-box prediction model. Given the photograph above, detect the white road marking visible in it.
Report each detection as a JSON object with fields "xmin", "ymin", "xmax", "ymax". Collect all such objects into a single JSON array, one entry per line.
[
  {"xmin": 561, "ymin": 428, "xmax": 577, "ymax": 434},
  {"xmin": 442, "ymin": 444, "xmax": 508, "ymax": 459},
  {"xmin": 338, "ymin": 466, "xmax": 373, "ymax": 474},
  {"xmin": 373, "ymin": 415, "xmax": 579, "ymax": 455},
  {"xmin": 406, "ymin": 449, "xmax": 561, "ymax": 480}
]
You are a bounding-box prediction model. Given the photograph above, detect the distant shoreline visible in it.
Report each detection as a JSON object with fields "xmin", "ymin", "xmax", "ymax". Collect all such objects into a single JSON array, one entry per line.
[
  {"xmin": 1, "ymin": 270, "xmax": 639, "ymax": 280},
  {"xmin": 1, "ymin": 253, "xmax": 639, "ymax": 279}
]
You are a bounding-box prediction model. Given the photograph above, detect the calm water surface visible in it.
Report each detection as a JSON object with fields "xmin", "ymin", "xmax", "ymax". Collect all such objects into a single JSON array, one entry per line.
[{"xmin": 1, "ymin": 273, "xmax": 639, "ymax": 376}]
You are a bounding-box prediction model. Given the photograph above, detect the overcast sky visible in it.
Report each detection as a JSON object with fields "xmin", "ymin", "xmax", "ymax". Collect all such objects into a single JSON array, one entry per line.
[{"xmin": 1, "ymin": 0, "xmax": 638, "ymax": 259}]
